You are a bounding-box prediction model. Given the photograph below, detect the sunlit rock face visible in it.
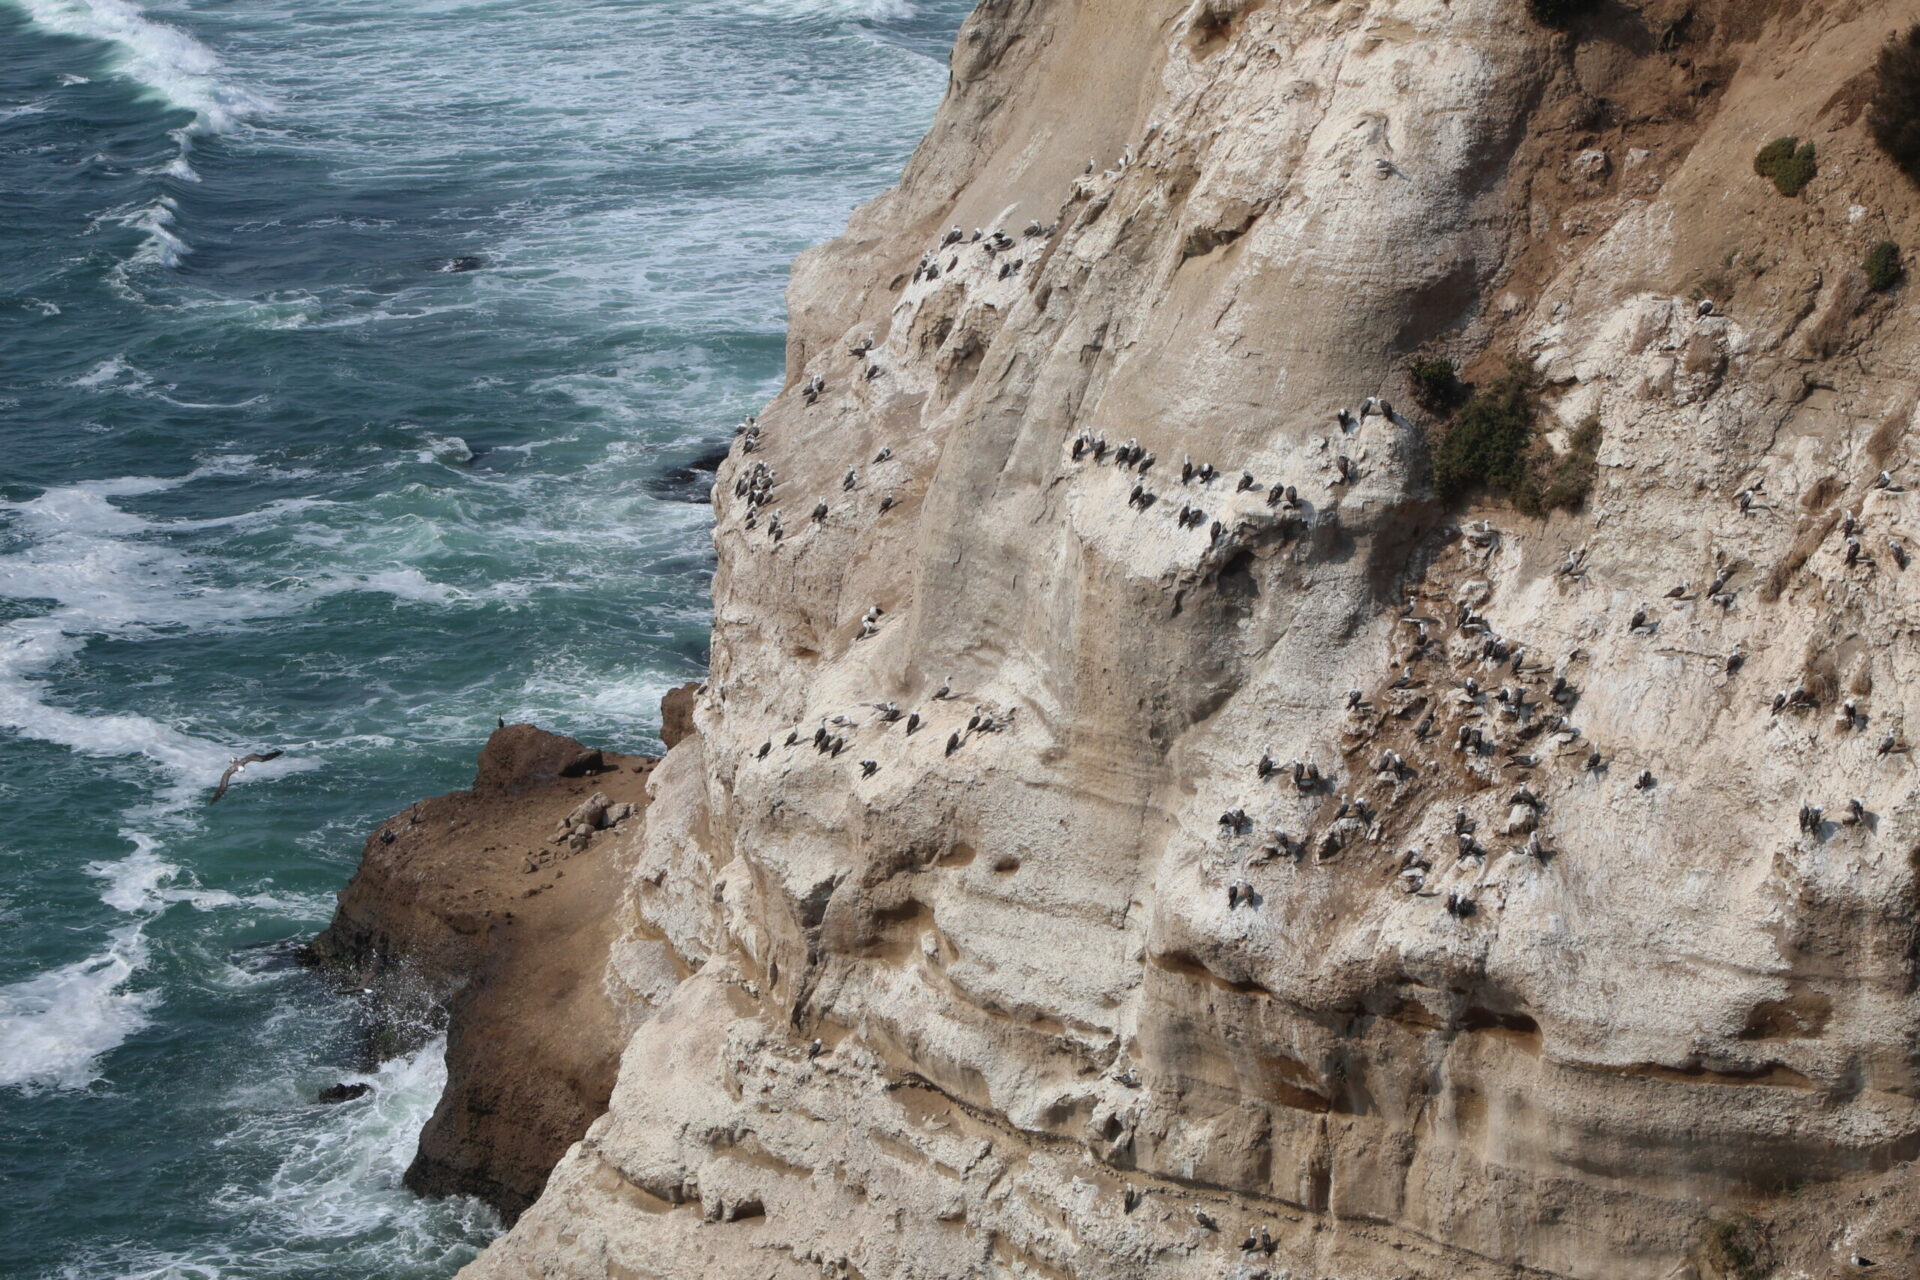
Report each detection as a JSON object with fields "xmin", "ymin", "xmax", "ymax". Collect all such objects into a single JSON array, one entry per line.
[{"xmin": 460, "ymin": 2, "xmax": 1920, "ymax": 1276}]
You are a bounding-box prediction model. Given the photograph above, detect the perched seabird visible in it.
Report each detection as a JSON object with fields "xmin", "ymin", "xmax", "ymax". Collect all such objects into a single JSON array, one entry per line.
[
  {"xmin": 1193, "ymin": 1208, "xmax": 1218, "ymax": 1231},
  {"xmin": 1665, "ymin": 581, "xmax": 1689, "ymax": 599},
  {"xmin": 905, "ymin": 712, "xmax": 920, "ymax": 735},
  {"xmin": 757, "ymin": 741, "xmax": 771, "ymax": 759},
  {"xmin": 1844, "ymin": 796, "xmax": 1866, "ymax": 825},
  {"xmin": 1635, "ymin": 769, "xmax": 1656, "ymax": 791},
  {"xmin": 808, "ymin": 1037, "xmax": 823, "ymax": 1059},
  {"xmin": 209, "ymin": 750, "xmax": 284, "ymax": 805},
  {"xmin": 1726, "ymin": 644, "xmax": 1745, "ymax": 675},
  {"xmin": 861, "ymin": 759, "xmax": 879, "ymax": 778},
  {"xmin": 945, "ymin": 732, "xmax": 961, "ymax": 756},
  {"xmin": 1628, "ymin": 603, "xmax": 1649, "ymax": 633}
]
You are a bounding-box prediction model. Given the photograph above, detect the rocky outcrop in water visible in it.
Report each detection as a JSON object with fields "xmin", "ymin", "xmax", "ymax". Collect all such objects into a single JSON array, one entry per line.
[
  {"xmin": 445, "ymin": 1, "xmax": 1920, "ymax": 1276},
  {"xmin": 310, "ymin": 723, "xmax": 654, "ymax": 1223}
]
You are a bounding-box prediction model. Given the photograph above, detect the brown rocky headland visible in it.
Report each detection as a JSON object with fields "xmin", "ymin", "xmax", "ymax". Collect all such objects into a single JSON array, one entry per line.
[{"xmin": 308, "ymin": 715, "xmax": 677, "ymax": 1222}]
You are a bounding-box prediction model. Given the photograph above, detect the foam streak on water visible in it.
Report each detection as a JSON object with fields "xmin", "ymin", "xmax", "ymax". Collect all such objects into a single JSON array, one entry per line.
[{"xmin": 0, "ymin": 0, "xmax": 970, "ymax": 1275}]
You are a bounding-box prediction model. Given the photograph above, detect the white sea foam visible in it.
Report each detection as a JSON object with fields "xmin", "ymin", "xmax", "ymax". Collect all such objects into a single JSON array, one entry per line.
[
  {"xmin": 69, "ymin": 353, "xmax": 153, "ymax": 390},
  {"xmin": 0, "ymin": 477, "xmax": 294, "ymax": 795},
  {"xmin": 734, "ymin": 0, "xmax": 916, "ymax": 18},
  {"xmin": 90, "ymin": 834, "xmax": 321, "ymax": 916},
  {"xmin": 0, "ymin": 922, "xmax": 157, "ymax": 1093},
  {"xmin": 422, "ymin": 434, "xmax": 476, "ymax": 467},
  {"xmin": 49, "ymin": 1039, "xmax": 493, "ymax": 1276},
  {"xmin": 212, "ymin": 1039, "xmax": 492, "ymax": 1237},
  {"xmin": 122, "ymin": 195, "xmax": 190, "ymax": 266},
  {"xmin": 9, "ymin": 0, "xmax": 270, "ymax": 135}
]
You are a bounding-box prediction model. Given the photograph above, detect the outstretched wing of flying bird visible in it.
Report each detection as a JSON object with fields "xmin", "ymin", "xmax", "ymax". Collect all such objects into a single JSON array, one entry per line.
[{"xmin": 209, "ymin": 750, "xmax": 284, "ymax": 804}]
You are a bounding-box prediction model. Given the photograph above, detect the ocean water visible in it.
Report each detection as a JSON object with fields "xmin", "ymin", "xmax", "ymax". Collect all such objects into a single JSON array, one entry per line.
[{"xmin": 0, "ymin": 1, "xmax": 967, "ymax": 1275}]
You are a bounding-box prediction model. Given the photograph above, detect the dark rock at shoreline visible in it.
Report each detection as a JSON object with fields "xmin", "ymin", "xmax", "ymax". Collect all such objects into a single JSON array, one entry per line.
[
  {"xmin": 642, "ymin": 444, "xmax": 730, "ymax": 504},
  {"xmin": 318, "ymin": 1082, "xmax": 372, "ymax": 1104}
]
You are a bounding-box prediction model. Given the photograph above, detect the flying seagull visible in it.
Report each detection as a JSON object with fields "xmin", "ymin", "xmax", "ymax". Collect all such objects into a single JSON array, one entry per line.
[{"xmin": 210, "ymin": 750, "xmax": 283, "ymax": 804}]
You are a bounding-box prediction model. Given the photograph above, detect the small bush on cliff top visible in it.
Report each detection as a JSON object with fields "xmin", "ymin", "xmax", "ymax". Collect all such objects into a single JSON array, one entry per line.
[
  {"xmin": 1867, "ymin": 240, "xmax": 1904, "ymax": 292},
  {"xmin": 1870, "ymin": 25, "xmax": 1920, "ymax": 181},
  {"xmin": 1431, "ymin": 364, "xmax": 1536, "ymax": 502},
  {"xmin": 1753, "ymin": 137, "xmax": 1817, "ymax": 197},
  {"xmin": 1408, "ymin": 356, "xmax": 1464, "ymax": 415}
]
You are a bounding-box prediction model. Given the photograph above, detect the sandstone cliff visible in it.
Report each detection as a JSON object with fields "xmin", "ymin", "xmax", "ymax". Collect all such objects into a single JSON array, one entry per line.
[{"xmin": 453, "ymin": 1, "xmax": 1920, "ymax": 1276}]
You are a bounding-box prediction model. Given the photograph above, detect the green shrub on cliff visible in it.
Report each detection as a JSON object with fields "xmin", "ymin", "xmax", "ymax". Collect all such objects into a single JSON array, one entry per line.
[
  {"xmin": 1408, "ymin": 356, "xmax": 1464, "ymax": 414},
  {"xmin": 1867, "ymin": 240, "xmax": 1904, "ymax": 292},
  {"xmin": 1870, "ymin": 25, "xmax": 1920, "ymax": 181},
  {"xmin": 1431, "ymin": 365, "xmax": 1536, "ymax": 502},
  {"xmin": 1753, "ymin": 137, "xmax": 1817, "ymax": 197}
]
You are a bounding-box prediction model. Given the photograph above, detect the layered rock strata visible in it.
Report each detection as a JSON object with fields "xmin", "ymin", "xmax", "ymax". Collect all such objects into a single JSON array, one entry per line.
[{"xmin": 444, "ymin": 1, "xmax": 1920, "ymax": 1276}]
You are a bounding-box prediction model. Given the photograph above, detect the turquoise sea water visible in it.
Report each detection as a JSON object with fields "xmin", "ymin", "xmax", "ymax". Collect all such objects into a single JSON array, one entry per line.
[{"xmin": 0, "ymin": 1, "xmax": 965, "ymax": 1274}]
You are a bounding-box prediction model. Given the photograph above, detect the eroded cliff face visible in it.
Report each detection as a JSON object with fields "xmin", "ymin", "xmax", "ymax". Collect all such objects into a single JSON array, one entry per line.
[{"xmin": 461, "ymin": 1, "xmax": 1920, "ymax": 1276}]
